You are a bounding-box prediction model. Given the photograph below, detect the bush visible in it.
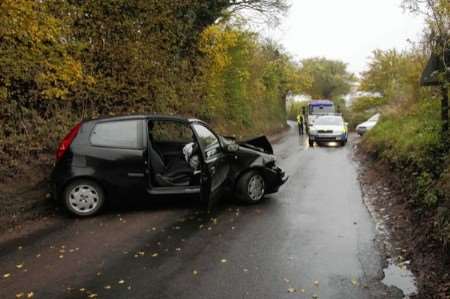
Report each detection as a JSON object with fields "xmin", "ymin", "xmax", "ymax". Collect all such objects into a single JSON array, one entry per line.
[{"xmin": 361, "ymin": 99, "xmax": 450, "ymax": 243}]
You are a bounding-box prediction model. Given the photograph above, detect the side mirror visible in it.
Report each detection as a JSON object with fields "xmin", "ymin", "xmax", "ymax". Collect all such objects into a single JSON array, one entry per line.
[{"xmin": 226, "ymin": 143, "xmax": 239, "ymax": 153}]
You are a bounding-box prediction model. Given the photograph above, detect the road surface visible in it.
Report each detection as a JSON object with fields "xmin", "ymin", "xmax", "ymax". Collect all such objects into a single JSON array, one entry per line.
[{"xmin": 0, "ymin": 124, "xmax": 401, "ymax": 299}]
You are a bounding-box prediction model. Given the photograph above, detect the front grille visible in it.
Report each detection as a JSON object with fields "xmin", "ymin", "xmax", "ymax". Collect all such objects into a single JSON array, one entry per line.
[{"xmin": 318, "ymin": 130, "xmax": 333, "ymax": 134}]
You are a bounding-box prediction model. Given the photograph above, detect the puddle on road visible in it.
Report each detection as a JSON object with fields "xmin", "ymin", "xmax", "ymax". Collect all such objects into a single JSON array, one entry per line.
[
  {"xmin": 359, "ymin": 181, "xmax": 418, "ymax": 298},
  {"xmin": 382, "ymin": 258, "xmax": 417, "ymax": 298}
]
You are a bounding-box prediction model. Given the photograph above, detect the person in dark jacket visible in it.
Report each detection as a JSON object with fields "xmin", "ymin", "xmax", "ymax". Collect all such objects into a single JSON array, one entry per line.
[{"xmin": 297, "ymin": 114, "xmax": 304, "ymax": 135}]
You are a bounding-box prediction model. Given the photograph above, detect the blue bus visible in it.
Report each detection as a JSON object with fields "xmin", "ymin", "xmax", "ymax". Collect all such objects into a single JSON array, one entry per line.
[
  {"xmin": 308, "ymin": 99, "xmax": 335, "ymax": 115},
  {"xmin": 306, "ymin": 100, "xmax": 336, "ymax": 132}
]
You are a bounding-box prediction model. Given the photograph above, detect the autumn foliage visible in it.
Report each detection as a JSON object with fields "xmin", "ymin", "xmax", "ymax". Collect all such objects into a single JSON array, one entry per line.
[{"xmin": 0, "ymin": 0, "xmax": 302, "ymax": 177}]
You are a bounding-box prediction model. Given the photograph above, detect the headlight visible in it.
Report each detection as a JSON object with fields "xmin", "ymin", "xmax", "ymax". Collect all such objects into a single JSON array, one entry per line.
[{"xmin": 265, "ymin": 156, "xmax": 276, "ymax": 168}]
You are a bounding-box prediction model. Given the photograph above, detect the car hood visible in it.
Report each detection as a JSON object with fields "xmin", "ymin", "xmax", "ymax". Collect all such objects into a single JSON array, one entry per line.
[
  {"xmin": 238, "ymin": 136, "xmax": 274, "ymax": 155},
  {"xmin": 311, "ymin": 124, "xmax": 344, "ymax": 132}
]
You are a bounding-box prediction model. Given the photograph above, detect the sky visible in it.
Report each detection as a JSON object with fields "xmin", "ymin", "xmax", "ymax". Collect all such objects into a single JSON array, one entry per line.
[{"xmin": 254, "ymin": 0, "xmax": 426, "ymax": 76}]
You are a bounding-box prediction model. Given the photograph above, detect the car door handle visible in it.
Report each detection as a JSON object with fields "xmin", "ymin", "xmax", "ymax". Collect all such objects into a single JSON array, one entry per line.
[{"xmin": 210, "ymin": 166, "xmax": 216, "ymax": 175}]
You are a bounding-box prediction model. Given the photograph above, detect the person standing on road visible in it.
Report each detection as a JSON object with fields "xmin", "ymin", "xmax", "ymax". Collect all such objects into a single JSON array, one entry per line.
[{"xmin": 297, "ymin": 114, "xmax": 304, "ymax": 135}]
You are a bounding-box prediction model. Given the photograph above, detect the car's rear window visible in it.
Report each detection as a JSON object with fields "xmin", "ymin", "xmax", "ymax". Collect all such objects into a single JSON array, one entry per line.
[{"xmin": 90, "ymin": 120, "xmax": 140, "ymax": 148}]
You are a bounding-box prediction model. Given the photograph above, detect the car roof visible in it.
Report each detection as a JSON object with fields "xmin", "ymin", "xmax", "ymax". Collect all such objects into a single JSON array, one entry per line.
[
  {"xmin": 309, "ymin": 99, "xmax": 334, "ymax": 106},
  {"xmin": 84, "ymin": 114, "xmax": 207, "ymax": 125},
  {"xmin": 317, "ymin": 115, "xmax": 343, "ymax": 120}
]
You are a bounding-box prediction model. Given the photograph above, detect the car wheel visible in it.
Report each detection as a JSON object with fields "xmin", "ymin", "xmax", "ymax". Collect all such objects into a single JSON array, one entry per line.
[
  {"xmin": 309, "ymin": 139, "xmax": 314, "ymax": 147},
  {"xmin": 341, "ymin": 140, "xmax": 347, "ymax": 146},
  {"xmin": 63, "ymin": 179, "xmax": 105, "ymax": 217},
  {"xmin": 236, "ymin": 171, "xmax": 265, "ymax": 204}
]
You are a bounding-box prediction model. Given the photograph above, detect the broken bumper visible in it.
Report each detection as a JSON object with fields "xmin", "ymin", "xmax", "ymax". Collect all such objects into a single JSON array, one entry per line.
[{"xmin": 265, "ymin": 166, "xmax": 288, "ymax": 194}]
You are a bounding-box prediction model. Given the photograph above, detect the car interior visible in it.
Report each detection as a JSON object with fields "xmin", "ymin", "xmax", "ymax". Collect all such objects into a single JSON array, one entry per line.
[{"xmin": 147, "ymin": 121, "xmax": 201, "ymax": 187}]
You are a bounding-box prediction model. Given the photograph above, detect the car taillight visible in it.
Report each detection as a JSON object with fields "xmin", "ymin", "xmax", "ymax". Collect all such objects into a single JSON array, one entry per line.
[{"xmin": 56, "ymin": 122, "xmax": 82, "ymax": 161}]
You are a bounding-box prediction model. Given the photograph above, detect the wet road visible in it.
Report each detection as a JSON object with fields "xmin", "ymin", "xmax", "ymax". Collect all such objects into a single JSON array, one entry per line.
[{"xmin": 0, "ymin": 124, "xmax": 398, "ymax": 299}]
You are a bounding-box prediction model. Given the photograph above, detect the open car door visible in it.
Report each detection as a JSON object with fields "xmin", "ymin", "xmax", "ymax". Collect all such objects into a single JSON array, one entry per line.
[{"xmin": 191, "ymin": 122, "xmax": 229, "ymax": 210}]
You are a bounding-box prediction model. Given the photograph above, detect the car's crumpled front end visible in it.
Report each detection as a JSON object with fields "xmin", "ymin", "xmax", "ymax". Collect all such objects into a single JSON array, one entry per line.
[{"xmin": 223, "ymin": 135, "xmax": 287, "ymax": 194}]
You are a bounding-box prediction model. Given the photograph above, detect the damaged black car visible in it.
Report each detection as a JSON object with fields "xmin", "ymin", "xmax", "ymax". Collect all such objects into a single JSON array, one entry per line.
[{"xmin": 50, "ymin": 115, "xmax": 287, "ymax": 216}]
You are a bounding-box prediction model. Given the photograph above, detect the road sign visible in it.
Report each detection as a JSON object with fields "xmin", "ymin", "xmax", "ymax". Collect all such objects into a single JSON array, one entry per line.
[{"xmin": 420, "ymin": 50, "xmax": 449, "ymax": 86}]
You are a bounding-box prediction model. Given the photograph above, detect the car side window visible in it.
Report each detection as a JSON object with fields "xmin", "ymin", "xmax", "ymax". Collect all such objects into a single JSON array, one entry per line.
[
  {"xmin": 192, "ymin": 124, "xmax": 220, "ymax": 159},
  {"xmin": 90, "ymin": 120, "xmax": 140, "ymax": 148},
  {"xmin": 150, "ymin": 121, "xmax": 193, "ymax": 143}
]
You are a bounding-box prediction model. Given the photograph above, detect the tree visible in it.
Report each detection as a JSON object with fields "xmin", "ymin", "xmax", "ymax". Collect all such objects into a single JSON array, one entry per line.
[
  {"xmin": 402, "ymin": 0, "xmax": 449, "ymax": 142},
  {"xmin": 300, "ymin": 58, "xmax": 354, "ymax": 99},
  {"xmin": 194, "ymin": 0, "xmax": 289, "ymax": 28},
  {"xmin": 360, "ymin": 49, "xmax": 426, "ymax": 102}
]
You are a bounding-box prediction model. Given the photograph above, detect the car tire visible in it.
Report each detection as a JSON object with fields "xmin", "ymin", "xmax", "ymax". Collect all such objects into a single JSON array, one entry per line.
[
  {"xmin": 63, "ymin": 179, "xmax": 105, "ymax": 217},
  {"xmin": 236, "ymin": 171, "xmax": 265, "ymax": 204},
  {"xmin": 309, "ymin": 139, "xmax": 314, "ymax": 147},
  {"xmin": 341, "ymin": 140, "xmax": 347, "ymax": 146}
]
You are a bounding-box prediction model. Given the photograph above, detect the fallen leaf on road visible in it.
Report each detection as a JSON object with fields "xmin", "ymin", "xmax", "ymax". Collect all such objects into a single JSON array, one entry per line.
[{"xmin": 3, "ymin": 273, "xmax": 11, "ymax": 278}]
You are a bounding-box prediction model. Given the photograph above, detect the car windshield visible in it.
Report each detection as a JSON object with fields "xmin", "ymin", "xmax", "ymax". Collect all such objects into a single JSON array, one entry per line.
[
  {"xmin": 315, "ymin": 117, "xmax": 343, "ymax": 126},
  {"xmin": 310, "ymin": 105, "xmax": 335, "ymax": 115}
]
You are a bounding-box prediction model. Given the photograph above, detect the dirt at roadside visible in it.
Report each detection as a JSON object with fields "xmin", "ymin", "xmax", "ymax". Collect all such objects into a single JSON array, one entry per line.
[
  {"xmin": 0, "ymin": 154, "xmax": 63, "ymax": 236},
  {"xmin": 355, "ymin": 146, "xmax": 450, "ymax": 299}
]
